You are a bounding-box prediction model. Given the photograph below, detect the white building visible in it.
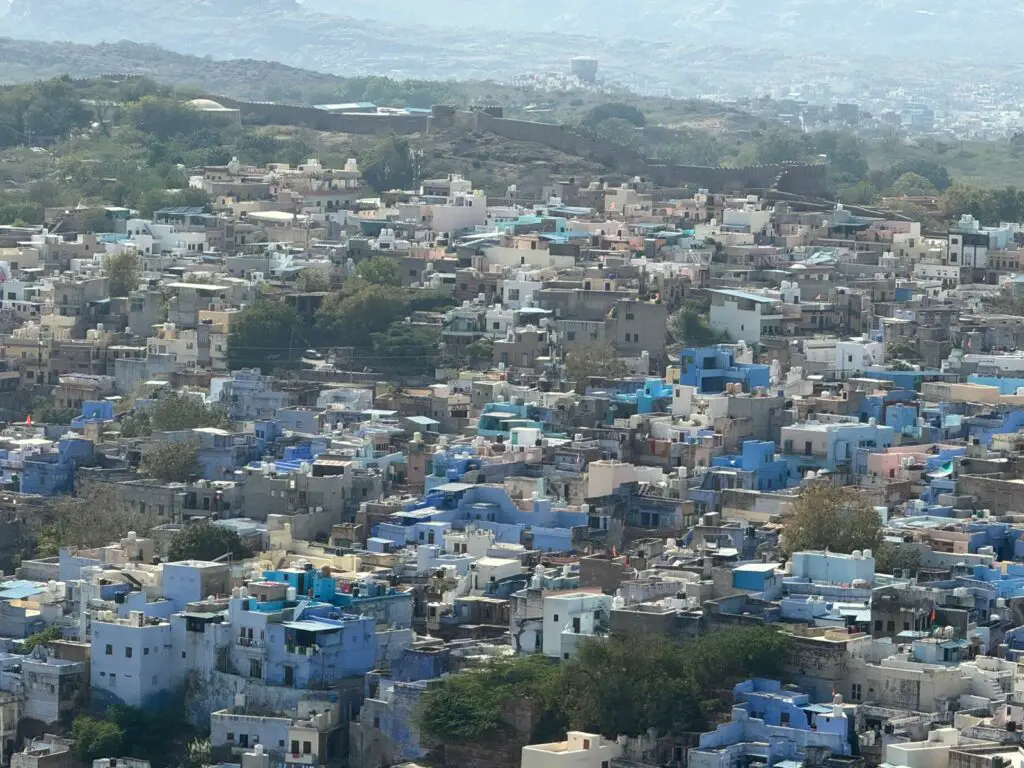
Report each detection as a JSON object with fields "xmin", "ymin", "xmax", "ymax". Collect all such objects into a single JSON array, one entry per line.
[
  {"xmin": 835, "ymin": 338, "xmax": 884, "ymax": 375},
  {"xmin": 522, "ymin": 732, "xmax": 623, "ymax": 768},
  {"xmin": 542, "ymin": 592, "xmax": 612, "ymax": 660},
  {"xmin": 708, "ymin": 289, "xmax": 783, "ymax": 343}
]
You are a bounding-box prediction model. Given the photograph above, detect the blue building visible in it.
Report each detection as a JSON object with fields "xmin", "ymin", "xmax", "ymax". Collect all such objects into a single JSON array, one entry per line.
[
  {"xmin": 225, "ymin": 582, "xmax": 377, "ymax": 689},
  {"xmin": 708, "ymin": 441, "xmax": 792, "ymax": 492},
  {"xmin": 20, "ymin": 436, "xmax": 96, "ymax": 495},
  {"xmin": 71, "ymin": 400, "xmax": 115, "ymax": 430},
  {"xmin": 261, "ymin": 568, "xmax": 413, "ymax": 630},
  {"xmin": 689, "ymin": 679, "xmax": 855, "ymax": 768},
  {"xmin": 680, "ymin": 347, "xmax": 771, "ymax": 394},
  {"xmin": 475, "ymin": 402, "xmax": 564, "ymax": 439},
  {"xmin": 379, "ymin": 483, "xmax": 588, "ymax": 553}
]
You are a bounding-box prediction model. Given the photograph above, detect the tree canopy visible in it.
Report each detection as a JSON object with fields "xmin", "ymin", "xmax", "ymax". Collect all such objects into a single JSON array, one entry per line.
[
  {"xmin": 315, "ymin": 284, "xmax": 410, "ymax": 348},
  {"xmin": 417, "ymin": 626, "xmax": 789, "ymax": 745},
  {"xmin": 361, "ymin": 136, "xmax": 418, "ymax": 192},
  {"xmin": 580, "ymin": 103, "xmax": 647, "ymax": 131},
  {"xmin": 168, "ymin": 521, "xmax": 252, "ymax": 561},
  {"xmin": 105, "ymin": 248, "xmax": 142, "ymax": 297},
  {"xmin": 140, "ymin": 441, "xmax": 200, "ymax": 483},
  {"xmin": 356, "ymin": 255, "xmax": 402, "ymax": 286},
  {"xmin": 564, "ymin": 343, "xmax": 628, "ymax": 393},
  {"xmin": 122, "ymin": 392, "xmax": 231, "ymax": 437},
  {"xmin": 227, "ymin": 299, "xmax": 303, "ymax": 370},
  {"xmin": 37, "ymin": 488, "xmax": 147, "ymax": 556},
  {"xmin": 781, "ymin": 482, "xmax": 882, "ymax": 557}
]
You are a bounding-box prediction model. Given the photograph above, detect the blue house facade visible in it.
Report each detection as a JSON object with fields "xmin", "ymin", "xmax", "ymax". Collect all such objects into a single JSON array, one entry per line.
[{"xmin": 680, "ymin": 347, "xmax": 771, "ymax": 394}]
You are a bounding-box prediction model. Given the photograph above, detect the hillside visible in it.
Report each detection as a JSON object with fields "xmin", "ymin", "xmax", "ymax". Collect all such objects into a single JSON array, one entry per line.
[
  {"xmin": 0, "ymin": 1, "xmax": 919, "ymax": 94},
  {"xmin": 305, "ymin": 0, "xmax": 1022, "ymax": 62},
  {"xmin": 0, "ymin": 39, "xmax": 757, "ymax": 137}
]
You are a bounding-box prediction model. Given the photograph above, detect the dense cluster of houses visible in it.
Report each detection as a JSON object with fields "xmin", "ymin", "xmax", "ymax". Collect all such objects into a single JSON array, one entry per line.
[{"xmin": 4, "ymin": 152, "xmax": 1024, "ymax": 768}]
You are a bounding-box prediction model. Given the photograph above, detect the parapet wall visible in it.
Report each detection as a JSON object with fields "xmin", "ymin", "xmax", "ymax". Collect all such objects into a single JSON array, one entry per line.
[
  {"xmin": 208, "ymin": 94, "xmax": 428, "ymax": 135},
  {"xmin": 213, "ymin": 96, "xmax": 828, "ymax": 195}
]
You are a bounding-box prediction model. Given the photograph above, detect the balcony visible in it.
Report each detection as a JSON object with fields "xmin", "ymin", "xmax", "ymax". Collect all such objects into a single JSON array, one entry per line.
[{"xmin": 236, "ymin": 637, "xmax": 264, "ymax": 649}]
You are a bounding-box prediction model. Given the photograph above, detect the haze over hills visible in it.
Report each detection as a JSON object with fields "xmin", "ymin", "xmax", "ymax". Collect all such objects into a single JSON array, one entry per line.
[
  {"xmin": 269, "ymin": 0, "xmax": 1022, "ymax": 62},
  {"xmin": 1, "ymin": 0, "xmax": 1015, "ymax": 95}
]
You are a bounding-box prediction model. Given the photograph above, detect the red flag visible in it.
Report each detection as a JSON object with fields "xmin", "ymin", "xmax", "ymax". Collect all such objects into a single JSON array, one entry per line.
[
  {"xmin": 930, "ymin": 608, "xmax": 936, "ymax": 624},
  {"xmin": 25, "ymin": 414, "xmax": 31, "ymax": 425}
]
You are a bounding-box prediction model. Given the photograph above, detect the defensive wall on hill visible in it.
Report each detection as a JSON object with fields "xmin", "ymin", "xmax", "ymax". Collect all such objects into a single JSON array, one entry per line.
[{"xmin": 206, "ymin": 95, "xmax": 830, "ymax": 195}]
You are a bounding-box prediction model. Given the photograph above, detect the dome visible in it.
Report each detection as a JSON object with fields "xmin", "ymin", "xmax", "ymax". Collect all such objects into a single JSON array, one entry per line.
[{"xmin": 188, "ymin": 98, "xmax": 229, "ymax": 111}]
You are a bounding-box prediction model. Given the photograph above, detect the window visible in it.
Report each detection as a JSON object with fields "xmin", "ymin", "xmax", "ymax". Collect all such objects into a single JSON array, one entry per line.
[
  {"xmin": 780, "ymin": 712, "xmax": 790, "ymax": 725},
  {"xmin": 125, "ymin": 647, "xmax": 133, "ymax": 658},
  {"xmin": 886, "ymin": 620, "xmax": 895, "ymax": 632},
  {"xmin": 284, "ymin": 666, "xmax": 294, "ymax": 686},
  {"xmin": 373, "ymin": 716, "xmax": 380, "ymax": 729},
  {"xmin": 903, "ymin": 621, "xmax": 910, "ymax": 631},
  {"xmin": 567, "ymin": 331, "xmax": 576, "ymax": 341},
  {"xmin": 851, "ymin": 683, "xmax": 862, "ymax": 701},
  {"xmin": 508, "ymin": 289, "xmax": 520, "ymax": 301},
  {"xmin": 249, "ymin": 659, "xmax": 262, "ymax": 679},
  {"xmin": 291, "ymin": 741, "xmax": 299, "ymax": 755},
  {"xmin": 105, "ymin": 644, "xmax": 113, "ymax": 655},
  {"xmin": 239, "ymin": 735, "xmax": 249, "ymax": 749},
  {"xmin": 302, "ymin": 742, "xmax": 312, "ymax": 755},
  {"xmin": 583, "ymin": 739, "xmax": 591, "ymax": 750},
  {"xmin": 278, "ymin": 741, "xmax": 285, "ymax": 748},
  {"xmin": 625, "ymin": 312, "xmax": 635, "ymax": 320},
  {"xmin": 227, "ymin": 734, "xmax": 234, "ymax": 743},
  {"xmin": 563, "ymin": 653, "xmax": 570, "ymax": 660}
]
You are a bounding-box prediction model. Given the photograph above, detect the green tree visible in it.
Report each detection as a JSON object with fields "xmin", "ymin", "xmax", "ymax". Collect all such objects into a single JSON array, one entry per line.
[
  {"xmin": 361, "ymin": 136, "xmax": 418, "ymax": 192},
  {"xmin": 183, "ymin": 739, "xmax": 212, "ymax": 768},
  {"xmin": 781, "ymin": 483, "xmax": 882, "ymax": 557},
  {"xmin": 105, "ymin": 248, "xmax": 142, "ymax": 297},
  {"xmin": 356, "ymin": 255, "xmax": 402, "ymax": 286},
  {"xmin": 30, "ymin": 396, "xmax": 78, "ymax": 424},
  {"xmin": 417, "ymin": 655, "xmax": 563, "ymax": 745},
  {"xmin": 466, "ymin": 337, "xmax": 495, "ymax": 368},
  {"xmin": 875, "ymin": 541, "xmax": 922, "ymax": 576},
  {"xmin": 315, "ymin": 285, "xmax": 409, "ymax": 348},
  {"xmin": 36, "ymin": 488, "xmax": 147, "ymax": 556},
  {"xmin": 18, "ymin": 625, "xmax": 63, "ymax": 654},
  {"xmin": 228, "ymin": 299, "xmax": 303, "ymax": 370},
  {"xmin": 564, "ymin": 343, "xmax": 628, "ymax": 393},
  {"xmin": 580, "ymin": 103, "xmax": 647, "ymax": 131},
  {"xmin": 140, "ymin": 441, "xmax": 200, "ymax": 483},
  {"xmin": 169, "ymin": 521, "xmax": 252, "ymax": 561},
  {"xmin": 73, "ymin": 715, "xmax": 124, "ymax": 764},
  {"xmin": 754, "ymin": 128, "xmax": 810, "ymax": 165},
  {"xmin": 887, "ymin": 339, "xmax": 921, "ymax": 363},
  {"xmin": 593, "ymin": 117, "xmax": 639, "ymax": 146},
  {"xmin": 126, "ymin": 97, "xmax": 201, "ymax": 140},
  {"xmin": 890, "ymin": 172, "xmax": 938, "ymax": 197},
  {"xmin": 369, "ymin": 323, "xmax": 440, "ymax": 375},
  {"xmin": 888, "ymin": 158, "xmax": 952, "ymax": 192},
  {"xmin": 233, "ymin": 132, "xmax": 283, "ymax": 165},
  {"xmin": 149, "ymin": 393, "xmax": 231, "ymax": 432},
  {"xmin": 296, "ymin": 267, "xmax": 330, "ymax": 292},
  {"xmin": 668, "ymin": 296, "xmax": 727, "ymax": 347},
  {"xmin": 18, "ymin": 79, "xmax": 92, "ymax": 141}
]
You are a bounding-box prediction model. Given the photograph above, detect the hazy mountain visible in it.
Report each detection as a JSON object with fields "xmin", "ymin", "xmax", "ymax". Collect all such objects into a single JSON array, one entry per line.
[
  {"xmin": 302, "ymin": 0, "xmax": 1021, "ymax": 60},
  {"xmin": 2, "ymin": 0, "xmax": 1015, "ymax": 91}
]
